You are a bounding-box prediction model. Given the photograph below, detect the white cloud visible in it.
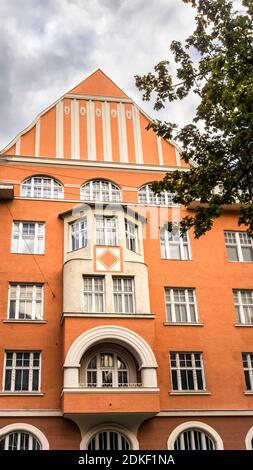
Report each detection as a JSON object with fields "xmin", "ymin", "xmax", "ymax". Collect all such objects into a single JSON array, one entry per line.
[{"xmin": 0, "ymin": 0, "xmax": 198, "ymax": 149}]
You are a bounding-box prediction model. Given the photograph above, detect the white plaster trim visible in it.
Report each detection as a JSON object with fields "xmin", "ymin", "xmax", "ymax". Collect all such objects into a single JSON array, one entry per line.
[
  {"xmin": 0, "ymin": 155, "xmax": 189, "ymax": 173},
  {"xmin": 132, "ymin": 105, "xmax": 143, "ymax": 164},
  {"xmin": 64, "ymin": 325, "xmax": 158, "ymax": 369},
  {"xmin": 245, "ymin": 426, "xmax": 253, "ymax": 450},
  {"xmin": 87, "ymin": 101, "xmax": 96, "ymax": 160},
  {"xmin": 63, "ymin": 388, "xmax": 159, "ymax": 393},
  {"xmin": 158, "ymin": 410, "xmax": 253, "ymax": 416},
  {"xmin": 65, "ymin": 94, "xmax": 132, "ymax": 103},
  {"xmin": 167, "ymin": 421, "xmax": 224, "ymax": 450},
  {"xmin": 80, "ymin": 423, "xmax": 139, "ymax": 450},
  {"xmin": 157, "ymin": 136, "xmax": 163, "ymax": 166},
  {"xmin": 56, "ymin": 100, "xmax": 64, "ymax": 158},
  {"xmin": 71, "ymin": 99, "xmax": 80, "ymax": 160},
  {"xmin": 15, "ymin": 138, "xmax": 20, "ymax": 156},
  {"xmin": 0, "ymin": 423, "xmax": 49, "ymax": 450},
  {"xmin": 0, "ymin": 410, "xmax": 62, "ymax": 417},
  {"xmin": 102, "ymin": 102, "xmax": 112, "ymax": 162},
  {"xmin": 117, "ymin": 103, "xmax": 128, "ymax": 163},
  {"xmin": 35, "ymin": 120, "xmax": 40, "ymax": 157}
]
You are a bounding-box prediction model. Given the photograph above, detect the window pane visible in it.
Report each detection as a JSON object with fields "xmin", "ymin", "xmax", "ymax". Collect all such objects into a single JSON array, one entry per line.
[{"xmin": 227, "ymin": 246, "xmax": 238, "ymax": 261}]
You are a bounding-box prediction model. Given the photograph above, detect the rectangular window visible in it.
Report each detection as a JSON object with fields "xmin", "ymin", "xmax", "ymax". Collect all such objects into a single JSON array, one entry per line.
[
  {"xmin": 161, "ymin": 227, "xmax": 190, "ymax": 260},
  {"xmin": 11, "ymin": 222, "xmax": 45, "ymax": 254},
  {"xmin": 70, "ymin": 219, "xmax": 87, "ymax": 251},
  {"xmin": 113, "ymin": 277, "xmax": 134, "ymax": 313},
  {"xmin": 165, "ymin": 288, "xmax": 198, "ymax": 323},
  {"xmin": 96, "ymin": 216, "xmax": 118, "ymax": 246},
  {"xmin": 8, "ymin": 284, "xmax": 43, "ymax": 320},
  {"xmin": 242, "ymin": 352, "xmax": 253, "ymax": 391},
  {"xmin": 125, "ymin": 219, "xmax": 138, "ymax": 253},
  {"xmin": 233, "ymin": 290, "xmax": 253, "ymax": 324},
  {"xmin": 224, "ymin": 231, "xmax": 253, "ymax": 262},
  {"xmin": 83, "ymin": 276, "xmax": 105, "ymax": 313},
  {"xmin": 4, "ymin": 351, "xmax": 41, "ymax": 392},
  {"xmin": 170, "ymin": 352, "xmax": 205, "ymax": 391}
]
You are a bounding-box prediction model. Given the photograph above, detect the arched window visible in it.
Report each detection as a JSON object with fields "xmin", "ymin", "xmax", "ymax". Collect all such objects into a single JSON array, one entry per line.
[
  {"xmin": 21, "ymin": 176, "xmax": 64, "ymax": 199},
  {"xmin": 174, "ymin": 429, "xmax": 215, "ymax": 450},
  {"xmin": 167, "ymin": 422, "xmax": 224, "ymax": 450},
  {"xmin": 0, "ymin": 431, "xmax": 41, "ymax": 450},
  {"xmin": 88, "ymin": 430, "xmax": 131, "ymax": 450},
  {"xmin": 80, "ymin": 180, "xmax": 121, "ymax": 202},
  {"xmin": 138, "ymin": 183, "xmax": 177, "ymax": 206},
  {"xmin": 86, "ymin": 352, "xmax": 129, "ymax": 387}
]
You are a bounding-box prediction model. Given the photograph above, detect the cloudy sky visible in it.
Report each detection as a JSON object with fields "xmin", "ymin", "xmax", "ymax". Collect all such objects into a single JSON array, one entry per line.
[{"xmin": 0, "ymin": 0, "xmax": 200, "ymax": 150}]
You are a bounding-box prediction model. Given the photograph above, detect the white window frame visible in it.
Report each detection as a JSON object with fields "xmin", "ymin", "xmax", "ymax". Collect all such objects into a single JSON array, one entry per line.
[
  {"xmin": 80, "ymin": 180, "xmax": 121, "ymax": 202},
  {"xmin": 81, "ymin": 424, "xmax": 139, "ymax": 450},
  {"xmin": 0, "ymin": 424, "xmax": 49, "ymax": 450},
  {"xmin": 225, "ymin": 230, "xmax": 253, "ymax": 262},
  {"xmin": 8, "ymin": 284, "xmax": 44, "ymax": 321},
  {"xmin": 242, "ymin": 352, "xmax": 253, "ymax": 391},
  {"xmin": 138, "ymin": 184, "xmax": 178, "ymax": 206},
  {"xmin": 0, "ymin": 431, "xmax": 41, "ymax": 450},
  {"xmin": 170, "ymin": 352, "xmax": 206, "ymax": 391},
  {"xmin": 70, "ymin": 218, "xmax": 88, "ymax": 251},
  {"xmin": 4, "ymin": 351, "xmax": 41, "ymax": 393},
  {"xmin": 233, "ymin": 289, "xmax": 253, "ymax": 324},
  {"xmin": 11, "ymin": 222, "xmax": 45, "ymax": 254},
  {"xmin": 85, "ymin": 351, "xmax": 129, "ymax": 388},
  {"xmin": 95, "ymin": 216, "xmax": 118, "ymax": 246},
  {"xmin": 125, "ymin": 219, "xmax": 139, "ymax": 253},
  {"xmin": 113, "ymin": 277, "xmax": 135, "ymax": 314},
  {"xmin": 21, "ymin": 176, "xmax": 64, "ymax": 199},
  {"xmin": 83, "ymin": 276, "xmax": 105, "ymax": 313},
  {"xmin": 160, "ymin": 227, "xmax": 191, "ymax": 260},
  {"xmin": 165, "ymin": 288, "xmax": 199, "ymax": 323},
  {"xmin": 167, "ymin": 421, "xmax": 224, "ymax": 450}
]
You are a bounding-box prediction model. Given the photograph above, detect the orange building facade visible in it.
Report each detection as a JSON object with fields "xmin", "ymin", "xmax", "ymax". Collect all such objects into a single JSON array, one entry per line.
[{"xmin": 0, "ymin": 70, "xmax": 252, "ymax": 451}]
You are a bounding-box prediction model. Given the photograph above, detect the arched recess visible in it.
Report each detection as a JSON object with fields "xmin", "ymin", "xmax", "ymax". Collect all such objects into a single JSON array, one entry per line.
[
  {"xmin": 245, "ymin": 426, "xmax": 253, "ymax": 450},
  {"xmin": 64, "ymin": 325, "xmax": 158, "ymax": 388},
  {"xmin": 80, "ymin": 423, "xmax": 139, "ymax": 450},
  {"xmin": 0, "ymin": 423, "xmax": 49, "ymax": 450},
  {"xmin": 167, "ymin": 421, "xmax": 224, "ymax": 450}
]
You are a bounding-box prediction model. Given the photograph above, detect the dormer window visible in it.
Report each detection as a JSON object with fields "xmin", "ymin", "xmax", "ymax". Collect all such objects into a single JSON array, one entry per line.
[
  {"xmin": 21, "ymin": 176, "xmax": 63, "ymax": 199},
  {"xmin": 81, "ymin": 180, "xmax": 121, "ymax": 202}
]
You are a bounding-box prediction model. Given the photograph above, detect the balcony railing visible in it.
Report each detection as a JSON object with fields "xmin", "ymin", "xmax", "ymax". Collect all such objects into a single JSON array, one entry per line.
[{"xmin": 80, "ymin": 382, "xmax": 143, "ymax": 388}]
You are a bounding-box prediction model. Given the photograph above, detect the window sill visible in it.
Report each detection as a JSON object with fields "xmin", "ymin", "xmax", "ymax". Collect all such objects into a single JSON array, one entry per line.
[
  {"xmin": 163, "ymin": 322, "xmax": 203, "ymax": 327},
  {"xmin": 62, "ymin": 312, "xmax": 155, "ymax": 320},
  {"xmin": 0, "ymin": 392, "xmax": 44, "ymax": 396},
  {"xmin": 161, "ymin": 258, "xmax": 192, "ymax": 262},
  {"xmin": 169, "ymin": 391, "xmax": 211, "ymax": 396},
  {"xmin": 244, "ymin": 391, "xmax": 253, "ymax": 395},
  {"xmin": 234, "ymin": 324, "xmax": 253, "ymax": 327},
  {"xmin": 10, "ymin": 252, "xmax": 45, "ymax": 256},
  {"xmin": 2, "ymin": 320, "xmax": 47, "ymax": 324},
  {"xmin": 227, "ymin": 261, "xmax": 253, "ymax": 264}
]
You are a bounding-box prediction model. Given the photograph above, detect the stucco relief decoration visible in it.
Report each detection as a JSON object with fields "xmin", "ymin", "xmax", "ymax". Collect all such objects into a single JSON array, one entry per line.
[
  {"xmin": 126, "ymin": 110, "xmax": 132, "ymax": 119},
  {"xmin": 94, "ymin": 246, "xmax": 123, "ymax": 272},
  {"xmin": 111, "ymin": 109, "xmax": 117, "ymax": 118},
  {"xmin": 96, "ymin": 108, "xmax": 102, "ymax": 117},
  {"xmin": 64, "ymin": 106, "xmax": 70, "ymax": 115},
  {"xmin": 80, "ymin": 107, "xmax": 86, "ymax": 116}
]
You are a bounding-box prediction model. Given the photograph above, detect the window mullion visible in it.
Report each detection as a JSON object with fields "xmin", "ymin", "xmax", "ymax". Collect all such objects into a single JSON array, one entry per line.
[
  {"xmin": 236, "ymin": 232, "xmax": 243, "ymax": 261},
  {"xmin": 171, "ymin": 289, "xmax": 176, "ymax": 323},
  {"xmin": 175, "ymin": 353, "xmax": 181, "ymax": 390},
  {"xmin": 185, "ymin": 290, "xmax": 191, "ymax": 323},
  {"xmin": 165, "ymin": 229, "xmax": 170, "ymax": 259},
  {"xmin": 193, "ymin": 290, "xmax": 198, "ymax": 322},
  {"xmin": 192, "ymin": 353, "xmax": 198, "ymax": 390},
  {"xmin": 11, "ymin": 352, "xmax": 16, "ymax": 392},
  {"xmin": 16, "ymin": 285, "xmax": 20, "ymax": 319},
  {"xmin": 238, "ymin": 291, "xmax": 245, "ymax": 324}
]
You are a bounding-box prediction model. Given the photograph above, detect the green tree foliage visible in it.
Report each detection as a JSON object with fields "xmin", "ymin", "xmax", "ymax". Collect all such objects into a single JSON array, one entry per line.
[{"xmin": 135, "ymin": 0, "xmax": 253, "ymax": 237}]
